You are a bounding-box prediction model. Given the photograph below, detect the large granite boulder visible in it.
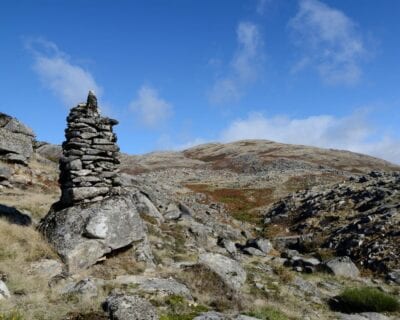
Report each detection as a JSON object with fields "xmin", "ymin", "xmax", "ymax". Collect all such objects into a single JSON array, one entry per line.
[
  {"xmin": 39, "ymin": 193, "xmax": 147, "ymax": 272},
  {"xmin": 0, "ymin": 113, "xmax": 35, "ymax": 165},
  {"xmin": 323, "ymin": 256, "xmax": 360, "ymax": 279}
]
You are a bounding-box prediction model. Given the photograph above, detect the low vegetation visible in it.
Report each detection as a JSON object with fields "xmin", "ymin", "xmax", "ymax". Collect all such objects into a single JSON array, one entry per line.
[
  {"xmin": 332, "ymin": 287, "xmax": 400, "ymax": 313},
  {"xmin": 245, "ymin": 307, "xmax": 290, "ymax": 320}
]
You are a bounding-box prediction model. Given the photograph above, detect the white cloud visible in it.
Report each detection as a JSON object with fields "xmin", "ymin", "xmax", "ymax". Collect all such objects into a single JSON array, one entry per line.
[
  {"xmin": 130, "ymin": 85, "xmax": 172, "ymax": 128},
  {"xmin": 256, "ymin": 0, "xmax": 270, "ymax": 15},
  {"xmin": 209, "ymin": 22, "xmax": 263, "ymax": 104},
  {"xmin": 220, "ymin": 112, "xmax": 400, "ymax": 164},
  {"xmin": 26, "ymin": 38, "xmax": 102, "ymax": 107},
  {"xmin": 289, "ymin": 0, "xmax": 366, "ymax": 85}
]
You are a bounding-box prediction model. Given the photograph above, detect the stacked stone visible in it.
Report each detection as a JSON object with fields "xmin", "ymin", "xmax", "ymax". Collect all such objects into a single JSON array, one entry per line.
[{"xmin": 59, "ymin": 91, "xmax": 120, "ymax": 207}]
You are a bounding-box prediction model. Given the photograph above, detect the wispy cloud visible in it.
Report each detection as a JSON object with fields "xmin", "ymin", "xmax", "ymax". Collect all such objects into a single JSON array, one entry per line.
[
  {"xmin": 209, "ymin": 21, "xmax": 263, "ymax": 104},
  {"xmin": 130, "ymin": 85, "xmax": 172, "ymax": 128},
  {"xmin": 256, "ymin": 0, "xmax": 271, "ymax": 15},
  {"xmin": 289, "ymin": 0, "xmax": 366, "ymax": 85},
  {"xmin": 26, "ymin": 38, "xmax": 101, "ymax": 107}
]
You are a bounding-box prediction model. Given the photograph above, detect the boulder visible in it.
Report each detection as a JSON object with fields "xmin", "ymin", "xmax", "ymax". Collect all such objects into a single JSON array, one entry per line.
[
  {"xmin": 337, "ymin": 313, "xmax": 390, "ymax": 320},
  {"xmin": 0, "ymin": 280, "xmax": 10, "ymax": 300},
  {"xmin": 193, "ymin": 312, "xmax": 227, "ymax": 320},
  {"xmin": 103, "ymin": 292, "xmax": 159, "ymax": 320},
  {"xmin": 39, "ymin": 194, "xmax": 146, "ymax": 272},
  {"xmin": 198, "ymin": 253, "xmax": 246, "ymax": 290},
  {"xmin": 61, "ymin": 278, "xmax": 98, "ymax": 298},
  {"xmin": 29, "ymin": 259, "xmax": 63, "ymax": 279},
  {"xmin": 387, "ymin": 269, "xmax": 400, "ymax": 284},
  {"xmin": 112, "ymin": 275, "xmax": 192, "ymax": 299},
  {"xmin": 0, "ymin": 113, "xmax": 34, "ymax": 165},
  {"xmin": 323, "ymin": 256, "xmax": 360, "ymax": 279}
]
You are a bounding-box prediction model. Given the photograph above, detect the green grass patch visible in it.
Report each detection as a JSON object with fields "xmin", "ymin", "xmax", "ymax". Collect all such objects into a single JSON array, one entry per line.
[
  {"xmin": 0, "ymin": 311, "xmax": 24, "ymax": 320},
  {"xmin": 332, "ymin": 287, "xmax": 400, "ymax": 313},
  {"xmin": 245, "ymin": 307, "xmax": 290, "ymax": 320},
  {"xmin": 159, "ymin": 295, "xmax": 208, "ymax": 320}
]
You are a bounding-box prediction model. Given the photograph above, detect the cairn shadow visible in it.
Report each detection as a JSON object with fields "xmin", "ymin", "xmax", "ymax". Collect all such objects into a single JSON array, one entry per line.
[{"xmin": 0, "ymin": 204, "xmax": 32, "ymax": 226}]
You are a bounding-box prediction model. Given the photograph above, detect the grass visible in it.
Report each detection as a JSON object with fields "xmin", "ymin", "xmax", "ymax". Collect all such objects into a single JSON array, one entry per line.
[
  {"xmin": 0, "ymin": 311, "xmax": 24, "ymax": 320},
  {"xmin": 159, "ymin": 295, "xmax": 208, "ymax": 320},
  {"xmin": 185, "ymin": 184, "xmax": 274, "ymax": 225},
  {"xmin": 245, "ymin": 307, "xmax": 290, "ymax": 320},
  {"xmin": 332, "ymin": 287, "xmax": 400, "ymax": 313}
]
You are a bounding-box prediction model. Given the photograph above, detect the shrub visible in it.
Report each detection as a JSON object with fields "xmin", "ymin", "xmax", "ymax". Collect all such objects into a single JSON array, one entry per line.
[
  {"xmin": 245, "ymin": 307, "xmax": 290, "ymax": 320},
  {"xmin": 332, "ymin": 287, "xmax": 400, "ymax": 313}
]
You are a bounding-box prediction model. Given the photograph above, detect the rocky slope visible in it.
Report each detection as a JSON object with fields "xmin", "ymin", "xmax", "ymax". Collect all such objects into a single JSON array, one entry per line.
[{"xmin": 0, "ymin": 113, "xmax": 399, "ymax": 320}]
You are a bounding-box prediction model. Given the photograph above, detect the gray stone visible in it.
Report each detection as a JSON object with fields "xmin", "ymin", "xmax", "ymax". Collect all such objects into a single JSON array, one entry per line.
[
  {"xmin": 198, "ymin": 253, "xmax": 246, "ymax": 290},
  {"xmin": 113, "ymin": 275, "xmax": 191, "ymax": 299},
  {"xmin": 323, "ymin": 256, "xmax": 360, "ymax": 279},
  {"xmin": 0, "ymin": 166, "xmax": 12, "ymax": 180},
  {"xmin": 218, "ymin": 238, "xmax": 238, "ymax": 256},
  {"xmin": 61, "ymin": 278, "xmax": 98, "ymax": 298},
  {"xmin": 133, "ymin": 191, "xmax": 164, "ymax": 223},
  {"xmin": 193, "ymin": 312, "xmax": 227, "ymax": 320},
  {"xmin": 69, "ymin": 186, "xmax": 109, "ymax": 201},
  {"xmin": 29, "ymin": 259, "xmax": 63, "ymax": 279},
  {"xmin": 0, "ymin": 280, "xmax": 10, "ymax": 300},
  {"xmin": 40, "ymin": 194, "xmax": 146, "ymax": 272},
  {"xmin": 387, "ymin": 269, "xmax": 400, "ymax": 284},
  {"xmin": 68, "ymin": 159, "xmax": 82, "ymax": 171},
  {"xmin": 103, "ymin": 292, "xmax": 159, "ymax": 320},
  {"xmin": 253, "ymin": 238, "xmax": 273, "ymax": 254}
]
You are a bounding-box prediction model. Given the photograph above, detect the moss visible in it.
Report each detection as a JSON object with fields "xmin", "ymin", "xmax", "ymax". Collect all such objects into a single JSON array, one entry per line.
[
  {"xmin": 332, "ymin": 287, "xmax": 400, "ymax": 313},
  {"xmin": 159, "ymin": 295, "xmax": 208, "ymax": 320}
]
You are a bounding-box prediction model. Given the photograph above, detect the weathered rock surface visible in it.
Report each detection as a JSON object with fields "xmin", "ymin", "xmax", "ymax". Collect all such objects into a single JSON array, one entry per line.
[
  {"xmin": 337, "ymin": 313, "xmax": 391, "ymax": 320},
  {"xmin": 198, "ymin": 253, "xmax": 246, "ymax": 290},
  {"xmin": 103, "ymin": 292, "xmax": 159, "ymax": 320},
  {"xmin": 59, "ymin": 91, "xmax": 120, "ymax": 206},
  {"xmin": 0, "ymin": 280, "xmax": 10, "ymax": 300},
  {"xmin": 264, "ymin": 172, "xmax": 400, "ymax": 273},
  {"xmin": 0, "ymin": 113, "xmax": 35, "ymax": 165},
  {"xmin": 323, "ymin": 256, "xmax": 360, "ymax": 279},
  {"xmin": 39, "ymin": 194, "xmax": 146, "ymax": 272}
]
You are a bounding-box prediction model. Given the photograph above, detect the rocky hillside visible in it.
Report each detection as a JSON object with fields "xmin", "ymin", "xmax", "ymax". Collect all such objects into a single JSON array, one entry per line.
[{"xmin": 0, "ymin": 112, "xmax": 399, "ymax": 320}]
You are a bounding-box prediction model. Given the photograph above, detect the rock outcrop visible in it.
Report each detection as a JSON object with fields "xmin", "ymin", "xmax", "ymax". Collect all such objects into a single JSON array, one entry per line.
[
  {"xmin": 0, "ymin": 112, "xmax": 35, "ymax": 165},
  {"xmin": 59, "ymin": 91, "xmax": 120, "ymax": 207},
  {"xmin": 40, "ymin": 92, "xmax": 149, "ymax": 272},
  {"xmin": 264, "ymin": 171, "xmax": 400, "ymax": 274}
]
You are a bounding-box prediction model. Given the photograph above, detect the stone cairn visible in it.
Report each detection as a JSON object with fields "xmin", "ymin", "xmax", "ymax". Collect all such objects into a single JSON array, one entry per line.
[{"xmin": 59, "ymin": 91, "xmax": 121, "ymax": 207}]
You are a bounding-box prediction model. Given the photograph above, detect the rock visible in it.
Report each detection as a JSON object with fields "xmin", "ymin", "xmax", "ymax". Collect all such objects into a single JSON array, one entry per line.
[
  {"xmin": 236, "ymin": 316, "xmax": 261, "ymax": 320},
  {"xmin": 0, "ymin": 113, "xmax": 34, "ymax": 165},
  {"xmin": 61, "ymin": 278, "xmax": 98, "ymax": 298},
  {"xmin": 0, "ymin": 166, "xmax": 12, "ymax": 180},
  {"xmin": 103, "ymin": 292, "xmax": 159, "ymax": 320},
  {"xmin": 39, "ymin": 194, "xmax": 146, "ymax": 272},
  {"xmin": 198, "ymin": 253, "xmax": 246, "ymax": 290},
  {"xmin": 112, "ymin": 275, "xmax": 192, "ymax": 299},
  {"xmin": 249, "ymin": 238, "xmax": 273, "ymax": 254},
  {"xmin": 0, "ymin": 280, "xmax": 10, "ymax": 300},
  {"xmin": 242, "ymin": 247, "xmax": 266, "ymax": 256},
  {"xmin": 323, "ymin": 256, "xmax": 360, "ymax": 279},
  {"xmin": 387, "ymin": 269, "xmax": 400, "ymax": 284},
  {"xmin": 0, "ymin": 204, "xmax": 32, "ymax": 226},
  {"xmin": 133, "ymin": 191, "xmax": 164, "ymax": 223},
  {"xmin": 193, "ymin": 312, "xmax": 227, "ymax": 320},
  {"xmin": 217, "ymin": 238, "xmax": 238, "ymax": 257},
  {"xmin": 29, "ymin": 259, "xmax": 63, "ymax": 279}
]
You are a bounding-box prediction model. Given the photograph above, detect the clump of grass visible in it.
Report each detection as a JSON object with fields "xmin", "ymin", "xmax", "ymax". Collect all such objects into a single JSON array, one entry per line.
[
  {"xmin": 332, "ymin": 287, "xmax": 400, "ymax": 313},
  {"xmin": 273, "ymin": 265, "xmax": 294, "ymax": 284},
  {"xmin": 0, "ymin": 311, "xmax": 24, "ymax": 320},
  {"xmin": 245, "ymin": 306, "xmax": 290, "ymax": 320},
  {"xmin": 159, "ymin": 295, "xmax": 208, "ymax": 320}
]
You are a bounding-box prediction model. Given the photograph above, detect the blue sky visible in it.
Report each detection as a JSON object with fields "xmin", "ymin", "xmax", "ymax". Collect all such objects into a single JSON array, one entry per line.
[{"xmin": 1, "ymin": 0, "xmax": 399, "ymax": 163}]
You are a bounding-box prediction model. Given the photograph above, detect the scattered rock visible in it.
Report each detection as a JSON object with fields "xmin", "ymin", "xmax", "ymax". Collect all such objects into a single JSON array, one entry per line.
[
  {"xmin": 29, "ymin": 259, "xmax": 63, "ymax": 279},
  {"xmin": 61, "ymin": 278, "xmax": 98, "ymax": 298},
  {"xmin": 387, "ymin": 269, "xmax": 400, "ymax": 285},
  {"xmin": 337, "ymin": 312, "xmax": 390, "ymax": 320},
  {"xmin": 103, "ymin": 292, "xmax": 159, "ymax": 320}
]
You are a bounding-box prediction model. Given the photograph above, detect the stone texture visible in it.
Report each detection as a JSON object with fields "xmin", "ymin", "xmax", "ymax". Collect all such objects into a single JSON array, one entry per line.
[
  {"xmin": 59, "ymin": 91, "xmax": 120, "ymax": 206},
  {"xmin": 323, "ymin": 256, "xmax": 360, "ymax": 279},
  {"xmin": 198, "ymin": 252, "xmax": 246, "ymax": 290},
  {"xmin": 0, "ymin": 113, "xmax": 34, "ymax": 165},
  {"xmin": 103, "ymin": 292, "xmax": 159, "ymax": 320},
  {"xmin": 40, "ymin": 194, "xmax": 146, "ymax": 272}
]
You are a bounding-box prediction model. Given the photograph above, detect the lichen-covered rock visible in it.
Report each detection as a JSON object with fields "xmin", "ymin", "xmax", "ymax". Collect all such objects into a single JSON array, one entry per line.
[
  {"xmin": 39, "ymin": 194, "xmax": 146, "ymax": 272},
  {"xmin": 198, "ymin": 253, "xmax": 246, "ymax": 290},
  {"xmin": 103, "ymin": 292, "xmax": 159, "ymax": 320},
  {"xmin": 0, "ymin": 113, "xmax": 34, "ymax": 165},
  {"xmin": 323, "ymin": 256, "xmax": 360, "ymax": 279}
]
